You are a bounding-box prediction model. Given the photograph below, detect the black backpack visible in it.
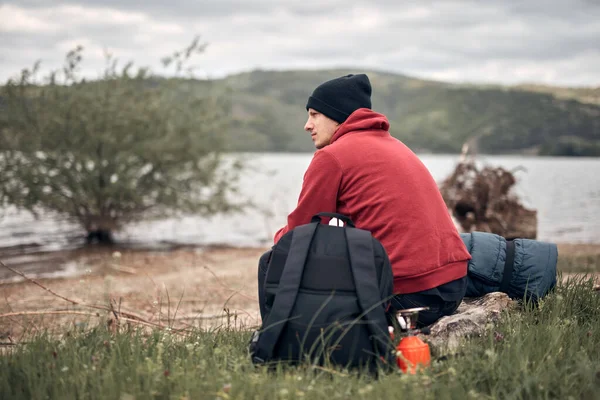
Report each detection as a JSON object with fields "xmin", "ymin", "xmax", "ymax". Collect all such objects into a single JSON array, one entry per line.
[{"xmin": 249, "ymin": 212, "xmax": 396, "ymax": 371}]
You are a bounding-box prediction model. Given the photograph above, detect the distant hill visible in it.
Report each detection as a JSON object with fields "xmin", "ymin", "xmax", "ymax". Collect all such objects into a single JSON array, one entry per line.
[
  {"xmin": 513, "ymin": 84, "xmax": 600, "ymax": 105},
  {"xmin": 3, "ymin": 68, "xmax": 599, "ymax": 156},
  {"xmin": 204, "ymin": 69, "xmax": 600, "ymax": 156}
]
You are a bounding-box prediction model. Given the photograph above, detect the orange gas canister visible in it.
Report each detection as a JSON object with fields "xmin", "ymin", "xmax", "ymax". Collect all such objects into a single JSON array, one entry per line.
[
  {"xmin": 394, "ymin": 307, "xmax": 431, "ymax": 374},
  {"xmin": 396, "ymin": 336, "xmax": 431, "ymax": 373}
]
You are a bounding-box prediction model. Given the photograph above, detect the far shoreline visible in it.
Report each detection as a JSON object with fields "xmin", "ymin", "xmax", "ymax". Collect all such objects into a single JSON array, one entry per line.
[{"xmin": 231, "ymin": 150, "xmax": 600, "ymax": 159}]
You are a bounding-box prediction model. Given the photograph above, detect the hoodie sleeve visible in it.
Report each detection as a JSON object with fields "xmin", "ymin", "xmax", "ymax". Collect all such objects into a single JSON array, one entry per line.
[{"xmin": 273, "ymin": 150, "xmax": 343, "ymax": 243}]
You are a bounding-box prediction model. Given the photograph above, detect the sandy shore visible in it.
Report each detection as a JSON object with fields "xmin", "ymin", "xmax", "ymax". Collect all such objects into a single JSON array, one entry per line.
[
  {"xmin": 0, "ymin": 246, "xmax": 270, "ymax": 338},
  {"xmin": 1, "ymin": 243, "xmax": 599, "ymax": 340}
]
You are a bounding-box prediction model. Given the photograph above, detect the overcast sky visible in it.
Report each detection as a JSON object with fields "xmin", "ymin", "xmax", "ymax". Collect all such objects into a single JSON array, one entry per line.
[{"xmin": 1, "ymin": 0, "xmax": 599, "ymax": 86}]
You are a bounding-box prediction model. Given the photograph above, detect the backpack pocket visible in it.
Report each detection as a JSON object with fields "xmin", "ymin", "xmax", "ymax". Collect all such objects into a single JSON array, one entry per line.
[
  {"xmin": 272, "ymin": 292, "xmax": 378, "ymax": 368},
  {"xmin": 275, "ymin": 319, "xmax": 374, "ymax": 368}
]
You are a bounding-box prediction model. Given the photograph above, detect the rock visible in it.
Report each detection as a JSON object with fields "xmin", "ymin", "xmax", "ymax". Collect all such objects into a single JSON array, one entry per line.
[{"xmin": 420, "ymin": 292, "xmax": 515, "ymax": 354}]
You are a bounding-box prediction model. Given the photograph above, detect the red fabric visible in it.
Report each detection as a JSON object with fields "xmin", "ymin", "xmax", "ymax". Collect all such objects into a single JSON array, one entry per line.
[{"xmin": 274, "ymin": 108, "xmax": 471, "ymax": 294}]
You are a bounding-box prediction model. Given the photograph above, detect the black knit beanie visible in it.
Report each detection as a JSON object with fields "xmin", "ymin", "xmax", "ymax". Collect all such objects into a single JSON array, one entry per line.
[{"xmin": 306, "ymin": 74, "xmax": 372, "ymax": 124}]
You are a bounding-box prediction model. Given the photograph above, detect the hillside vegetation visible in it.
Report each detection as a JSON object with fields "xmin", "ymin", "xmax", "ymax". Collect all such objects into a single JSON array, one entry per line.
[
  {"xmin": 3, "ymin": 68, "xmax": 599, "ymax": 156},
  {"xmin": 210, "ymin": 69, "xmax": 600, "ymax": 156}
]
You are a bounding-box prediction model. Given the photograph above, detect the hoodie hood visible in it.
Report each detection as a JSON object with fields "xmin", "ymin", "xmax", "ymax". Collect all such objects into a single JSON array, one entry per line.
[{"xmin": 330, "ymin": 108, "xmax": 390, "ymax": 145}]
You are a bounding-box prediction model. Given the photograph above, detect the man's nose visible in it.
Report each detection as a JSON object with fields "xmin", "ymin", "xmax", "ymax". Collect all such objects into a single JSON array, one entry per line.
[{"xmin": 304, "ymin": 120, "xmax": 313, "ymax": 132}]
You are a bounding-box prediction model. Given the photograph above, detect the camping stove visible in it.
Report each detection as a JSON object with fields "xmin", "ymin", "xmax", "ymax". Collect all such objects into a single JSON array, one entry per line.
[
  {"xmin": 395, "ymin": 307, "xmax": 429, "ymax": 334},
  {"xmin": 394, "ymin": 307, "xmax": 432, "ymax": 373}
]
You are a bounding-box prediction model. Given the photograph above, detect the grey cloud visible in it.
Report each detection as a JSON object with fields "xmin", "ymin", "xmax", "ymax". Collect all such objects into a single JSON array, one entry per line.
[
  {"xmin": 6, "ymin": 0, "xmax": 290, "ymax": 18},
  {"xmin": 503, "ymin": 0, "xmax": 600, "ymax": 18},
  {"xmin": 11, "ymin": 0, "xmax": 598, "ymax": 23},
  {"xmin": 1, "ymin": 0, "xmax": 599, "ymax": 85}
]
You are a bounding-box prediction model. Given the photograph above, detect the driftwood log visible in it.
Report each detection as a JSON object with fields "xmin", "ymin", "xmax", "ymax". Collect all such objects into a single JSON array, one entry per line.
[
  {"xmin": 439, "ymin": 158, "xmax": 537, "ymax": 239},
  {"xmin": 420, "ymin": 292, "xmax": 515, "ymax": 354}
]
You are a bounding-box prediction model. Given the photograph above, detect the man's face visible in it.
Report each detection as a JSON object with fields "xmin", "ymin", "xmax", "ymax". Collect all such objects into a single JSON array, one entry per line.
[{"xmin": 304, "ymin": 108, "xmax": 340, "ymax": 149}]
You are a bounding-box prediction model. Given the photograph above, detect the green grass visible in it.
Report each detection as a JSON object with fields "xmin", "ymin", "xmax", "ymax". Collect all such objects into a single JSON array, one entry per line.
[{"xmin": 1, "ymin": 274, "xmax": 599, "ymax": 400}]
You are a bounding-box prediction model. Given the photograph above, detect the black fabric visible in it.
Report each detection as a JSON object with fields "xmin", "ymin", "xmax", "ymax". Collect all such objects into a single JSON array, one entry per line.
[
  {"xmin": 253, "ymin": 223, "xmax": 318, "ymax": 362},
  {"xmin": 262, "ymin": 226, "xmax": 388, "ymax": 311},
  {"xmin": 410, "ymin": 275, "xmax": 468, "ymax": 303},
  {"xmin": 257, "ymin": 250, "xmax": 271, "ymax": 320},
  {"xmin": 389, "ymin": 276, "xmax": 467, "ymax": 328},
  {"xmin": 305, "ymin": 74, "xmax": 372, "ymax": 123},
  {"xmin": 345, "ymin": 228, "xmax": 396, "ymax": 366},
  {"xmin": 499, "ymin": 240, "xmax": 516, "ymax": 294},
  {"xmin": 251, "ymin": 214, "xmax": 395, "ymax": 371}
]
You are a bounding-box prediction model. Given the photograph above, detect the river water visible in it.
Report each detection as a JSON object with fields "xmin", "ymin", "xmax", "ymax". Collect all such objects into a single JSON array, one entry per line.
[{"xmin": 1, "ymin": 153, "xmax": 599, "ymax": 255}]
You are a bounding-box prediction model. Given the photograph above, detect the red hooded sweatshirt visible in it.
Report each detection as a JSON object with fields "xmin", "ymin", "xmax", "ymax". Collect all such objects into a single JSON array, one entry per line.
[{"xmin": 274, "ymin": 108, "xmax": 471, "ymax": 294}]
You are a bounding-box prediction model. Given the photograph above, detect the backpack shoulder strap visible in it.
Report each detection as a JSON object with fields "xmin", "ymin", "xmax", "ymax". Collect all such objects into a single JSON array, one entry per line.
[
  {"xmin": 253, "ymin": 222, "xmax": 318, "ymax": 363},
  {"xmin": 345, "ymin": 228, "xmax": 395, "ymax": 365}
]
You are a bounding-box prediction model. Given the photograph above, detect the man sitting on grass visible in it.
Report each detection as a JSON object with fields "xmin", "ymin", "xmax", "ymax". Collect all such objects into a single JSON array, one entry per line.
[{"xmin": 260, "ymin": 73, "xmax": 471, "ymax": 327}]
